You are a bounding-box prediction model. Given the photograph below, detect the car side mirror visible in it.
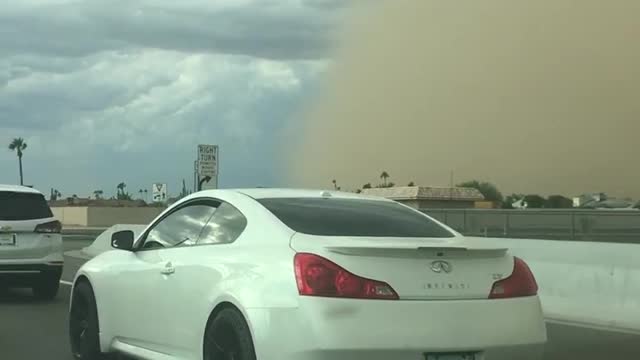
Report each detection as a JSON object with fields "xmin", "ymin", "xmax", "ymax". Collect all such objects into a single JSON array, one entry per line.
[{"xmin": 111, "ymin": 230, "xmax": 135, "ymax": 251}]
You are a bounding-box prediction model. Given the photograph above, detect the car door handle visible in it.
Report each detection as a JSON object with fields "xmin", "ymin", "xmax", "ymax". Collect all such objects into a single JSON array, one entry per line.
[{"xmin": 161, "ymin": 262, "xmax": 175, "ymax": 275}]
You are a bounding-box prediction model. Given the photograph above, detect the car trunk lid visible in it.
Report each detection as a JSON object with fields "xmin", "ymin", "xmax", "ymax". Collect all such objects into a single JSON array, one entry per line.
[
  {"xmin": 0, "ymin": 191, "xmax": 57, "ymax": 259},
  {"xmin": 290, "ymin": 233, "xmax": 514, "ymax": 300}
]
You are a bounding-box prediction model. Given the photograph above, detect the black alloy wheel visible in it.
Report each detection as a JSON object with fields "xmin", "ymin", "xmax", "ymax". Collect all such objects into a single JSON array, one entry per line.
[
  {"xmin": 69, "ymin": 282, "xmax": 106, "ymax": 359},
  {"xmin": 204, "ymin": 308, "xmax": 257, "ymax": 360}
]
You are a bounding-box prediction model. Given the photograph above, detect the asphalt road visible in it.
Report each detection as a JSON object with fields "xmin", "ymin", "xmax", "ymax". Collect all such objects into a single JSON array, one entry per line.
[{"xmin": 1, "ymin": 236, "xmax": 639, "ymax": 360}]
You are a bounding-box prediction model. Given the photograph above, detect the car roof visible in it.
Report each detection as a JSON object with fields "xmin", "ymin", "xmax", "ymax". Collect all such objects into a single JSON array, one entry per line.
[
  {"xmin": 197, "ymin": 188, "xmax": 392, "ymax": 202},
  {"xmin": 0, "ymin": 184, "xmax": 42, "ymax": 195}
]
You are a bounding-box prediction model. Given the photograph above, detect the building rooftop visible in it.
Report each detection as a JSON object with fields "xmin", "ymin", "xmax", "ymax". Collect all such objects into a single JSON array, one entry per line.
[
  {"xmin": 233, "ymin": 188, "xmax": 389, "ymax": 201},
  {"xmin": 361, "ymin": 186, "xmax": 485, "ymax": 201}
]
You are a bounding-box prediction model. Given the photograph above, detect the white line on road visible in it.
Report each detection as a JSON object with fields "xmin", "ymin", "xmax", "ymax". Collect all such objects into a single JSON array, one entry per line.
[{"xmin": 60, "ymin": 280, "xmax": 73, "ymax": 286}]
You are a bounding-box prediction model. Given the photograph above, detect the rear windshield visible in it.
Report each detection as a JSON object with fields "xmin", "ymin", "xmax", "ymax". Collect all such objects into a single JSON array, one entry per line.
[
  {"xmin": 257, "ymin": 197, "xmax": 455, "ymax": 238},
  {"xmin": 0, "ymin": 191, "xmax": 53, "ymax": 221}
]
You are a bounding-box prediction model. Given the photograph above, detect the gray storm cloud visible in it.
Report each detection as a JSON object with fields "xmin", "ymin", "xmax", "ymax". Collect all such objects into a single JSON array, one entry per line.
[
  {"xmin": 0, "ymin": 1, "xmax": 343, "ymax": 60},
  {"xmin": 288, "ymin": 0, "xmax": 640, "ymax": 198}
]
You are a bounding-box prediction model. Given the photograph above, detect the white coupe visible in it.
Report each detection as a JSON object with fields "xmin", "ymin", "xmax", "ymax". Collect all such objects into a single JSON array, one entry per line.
[{"xmin": 69, "ymin": 189, "xmax": 547, "ymax": 360}]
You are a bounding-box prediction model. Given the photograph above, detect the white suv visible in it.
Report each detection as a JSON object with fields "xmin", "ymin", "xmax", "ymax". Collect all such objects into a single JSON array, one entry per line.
[{"xmin": 0, "ymin": 184, "xmax": 63, "ymax": 300}]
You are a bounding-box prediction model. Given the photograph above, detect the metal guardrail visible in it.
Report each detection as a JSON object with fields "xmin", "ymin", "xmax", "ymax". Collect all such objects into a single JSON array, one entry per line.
[{"xmin": 420, "ymin": 208, "xmax": 640, "ymax": 243}]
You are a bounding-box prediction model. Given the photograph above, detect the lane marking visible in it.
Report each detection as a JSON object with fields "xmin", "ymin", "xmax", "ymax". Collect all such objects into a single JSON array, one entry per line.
[{"xmin": 60, "ymin": 280, "xmax": 73, "ymax": 286}]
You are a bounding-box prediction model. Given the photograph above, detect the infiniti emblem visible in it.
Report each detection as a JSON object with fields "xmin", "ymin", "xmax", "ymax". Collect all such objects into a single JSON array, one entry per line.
[{"xmin": 430, "ymin": 260, "xmax": 452, "ymax": 273}]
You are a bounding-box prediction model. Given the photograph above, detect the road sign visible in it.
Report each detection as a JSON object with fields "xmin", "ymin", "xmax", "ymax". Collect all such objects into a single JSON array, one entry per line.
[
  {"xmin": 152, "ymin": 183, "xmax": 167, "ymax": 202},
  {"xmin": 197, "ymin": 144, "xmax": 218, "ymax": 190},
  {"xmin": 197, "ymin": 145, "xmax": 218, "ymax": 177}
]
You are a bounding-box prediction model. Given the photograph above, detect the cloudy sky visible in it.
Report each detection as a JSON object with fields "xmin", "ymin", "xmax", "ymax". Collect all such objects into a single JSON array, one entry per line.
[
  {"xmin": 4, "ymin": 0, "xmax": 639, "ymax": 201},
  {"xmin": 0, "ymin": 0, "xmax": 351, "ymax": 198}
]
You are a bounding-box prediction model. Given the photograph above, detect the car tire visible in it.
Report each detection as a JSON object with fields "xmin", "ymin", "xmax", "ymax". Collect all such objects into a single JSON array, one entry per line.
[
  {"xmin": 69, "ymin": 282, "xmax": 109, "ymax": 360},
  {"xmin": 32, "ymin": 272, "xmax": 60, "ymax": 300},
  {"xmin": 204, "ymin": 308, "xmax": 257, "ymax": 360}
]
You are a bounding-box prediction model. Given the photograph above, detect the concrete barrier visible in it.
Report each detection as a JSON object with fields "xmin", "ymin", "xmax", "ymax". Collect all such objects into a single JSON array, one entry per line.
[
  {"xmin": 52, "ymin": 206, "xmax": 165, "ymax": 227},
  {"xmin": 81, "ymin": 224, "xmax": 147, "ymax": 258},
  {"xmin": 52, "ymin": 207, "xmax": 89, "ymax": 226},
  {"xmin": 87, "ymin": 207, "xmax": 164, "ymax": 227},
  {"xmin": 471, "ymin": 237, "xmax": 640, "ymax": 334}
]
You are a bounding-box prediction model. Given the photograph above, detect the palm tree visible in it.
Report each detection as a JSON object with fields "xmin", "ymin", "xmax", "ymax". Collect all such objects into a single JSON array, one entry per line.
[
  {"xmin": 50, "ymin": 188, "xmax": 62, "ymax": 201},
  {"xmin": 117, "ymin": 182, "xmax": 126, "ymax": 195},
  {"xmin": 93, "ymin": 190, "xmax": 104, "ymax": 199},
  {"xmin": 139, "ymin": 189, "xmax": 144, "ymax": 199},
  {"xmin": 143, "ymin": 189, "xmax": 148, "ymax": 201},
  {"xmin": 332, "ymin": 179, "xmax": 338, "ymax": 190},
  {"xmin": 380, "ymin": 171, "xmax": 390, "ymax": 187},
  {"xmin": 8, "ymin": 138, "xmax": 27, "ymax": 185}
]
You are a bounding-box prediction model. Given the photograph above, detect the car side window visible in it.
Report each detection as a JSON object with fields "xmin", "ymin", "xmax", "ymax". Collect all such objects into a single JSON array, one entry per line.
[
  {"xmin": 197, "ymin": 202, "xmax": 247, "ymax": 245},
  {"xmin": 142, "ymin": 203, "xmax": 217, "ymax": 250}
]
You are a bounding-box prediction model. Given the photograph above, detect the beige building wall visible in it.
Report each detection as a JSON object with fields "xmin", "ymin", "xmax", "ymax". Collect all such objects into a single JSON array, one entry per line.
[
  {"xmin": 51, "ymin": 207, "xmax": 166, "ymax": 227},
  {"xmin": 51, "ymin": 207, "xmax": 89, "ymax": 226},
  {"xmin": 474, "ymin": 201, "xmax": 498, "ymax": 209},
  {"xmin": 87, "ymin": 207, "xmax": 165, "ymax": 227},
  {"xmin": 390, "ymin": 199, "xmax": 477, "ymax": 209}
]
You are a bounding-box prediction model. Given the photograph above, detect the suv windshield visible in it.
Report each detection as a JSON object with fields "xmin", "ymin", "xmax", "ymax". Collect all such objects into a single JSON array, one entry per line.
[
  {"xmin": 0, "ymin": 192, "xmax": 53, "ymax": 221},
  {"xmin": 257, "ymin": 197, "xmax": 455, "ymax": 238}
]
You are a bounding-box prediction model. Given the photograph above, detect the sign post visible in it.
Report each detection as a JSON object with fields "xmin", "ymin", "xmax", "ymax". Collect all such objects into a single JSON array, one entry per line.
[
  {"xmin": 197, "ymin": 144, "xmax": 218, "ymax": 190},
  {"xmin": 193, "ymin": 160, "xmax": 199, "ymax": 194}
]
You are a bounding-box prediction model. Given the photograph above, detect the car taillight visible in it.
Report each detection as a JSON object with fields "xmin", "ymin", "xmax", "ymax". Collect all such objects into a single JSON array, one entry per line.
[
  {"xmin": 35, "ymin": 220, "xmax": 62, "ymax": 234},
  {"xmin": 489, "ymin": 257, "xmax": 538, "ymax": 299},
  {"xmin": 294, "ymin": 253, "xmax": 399, "ymax": 300}
]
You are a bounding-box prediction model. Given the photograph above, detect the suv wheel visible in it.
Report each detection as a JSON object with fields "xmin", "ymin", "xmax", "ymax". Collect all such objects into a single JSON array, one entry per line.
[{"xmin": 32, "ymin": 271, "xmax": 61, "ymax": 300}]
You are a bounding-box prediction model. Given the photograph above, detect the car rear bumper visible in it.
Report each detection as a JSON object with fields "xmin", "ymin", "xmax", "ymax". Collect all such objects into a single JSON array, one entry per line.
[
  {"xmin": 0, "ymin": 262, "xmax": 63, "ymax": 286},
  {"xmin": 0, "ymin": 232, "xmax": 63, "ymax": 260},
  {"xmin": 246, "ymin": 296, "xmax": 547, "ymax": 360},
  {"xmin": 0, "ymin": 251, "xmax": 64, "ymax": 266},
  {"xmin": 252, "ymin": 345, "xmax": 544, "ymax": 360}
]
